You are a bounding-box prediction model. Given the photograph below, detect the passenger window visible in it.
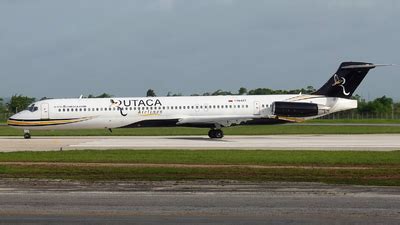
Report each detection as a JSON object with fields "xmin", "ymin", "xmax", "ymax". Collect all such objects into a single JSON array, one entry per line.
[{"xmin": 58, "ymin": 109, "xmax": 61, "ymax": 112}]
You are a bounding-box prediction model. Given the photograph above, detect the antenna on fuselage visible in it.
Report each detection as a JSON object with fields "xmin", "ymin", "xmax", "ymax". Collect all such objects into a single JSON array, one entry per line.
[{"xmin": 79, "ymin": 95, "xmax": 83, "ymax": 99}]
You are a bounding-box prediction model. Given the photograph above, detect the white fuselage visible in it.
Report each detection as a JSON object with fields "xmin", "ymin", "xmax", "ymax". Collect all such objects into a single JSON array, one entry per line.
[{"xmin": 8, "ymin": 94, "xmax": 357, "ymax": 130}]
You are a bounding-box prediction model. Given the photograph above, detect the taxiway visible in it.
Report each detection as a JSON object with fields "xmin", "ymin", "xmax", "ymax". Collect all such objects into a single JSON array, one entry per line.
[{"xmin": 0, "ymin": 180, "xmax": 398, "ymax": 225}]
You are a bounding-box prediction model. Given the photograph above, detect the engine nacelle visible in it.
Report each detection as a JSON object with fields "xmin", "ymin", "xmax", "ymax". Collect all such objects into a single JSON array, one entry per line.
[{"xmin": 272, "ymin": 101, "xmax": 324, "ymax": 117}]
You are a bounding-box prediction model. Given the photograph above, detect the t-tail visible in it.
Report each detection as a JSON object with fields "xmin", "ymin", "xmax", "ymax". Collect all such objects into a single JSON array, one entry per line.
[{"xmin": 313, "ymin": 62, "xmax": 391, "ymax": 98}]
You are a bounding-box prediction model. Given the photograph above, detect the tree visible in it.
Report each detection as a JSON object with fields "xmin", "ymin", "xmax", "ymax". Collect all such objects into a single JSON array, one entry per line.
[
  {"xmin": 0, "ymin": 98, "xmax": 5, "ymax": 113},
  {"xmin": 248, "ymin": 88, "xmax": 274, "ymax": 95},
  {"xmin": 305, "ymin": 86, "xmax": 316, "ymax": 94},
  {"xmin": 146, "ymin": 89, "xmax": 156, "ymax": 97},
  {"xmin": 357, "ymin": 96, "xmax": 393, "ymax": 115},
  {"xmin": 7, "ymin": 95, "xmax": 35, "ymax": 113},
  {"xmin": 88, "ymin": 93, "xmax": 113, "ymax": 98},
  {"xmin": 238, "ymin": 87, "xmax": 247, "ymax": 95},
  {"xmin": 167, "ymin": 92, "xmax": 183, "ymax": 96},
  {"xmin": 211, "ymin": 89, "xmax": 233, "ymax": 96},
  {"xmin": 96, "ymin": 93, "xmax": 113, "ymax": 98}
]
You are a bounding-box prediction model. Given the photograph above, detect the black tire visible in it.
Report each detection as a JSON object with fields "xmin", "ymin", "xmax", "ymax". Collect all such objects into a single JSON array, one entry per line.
[
  {"xmin": 208, "ymin": 130, "xmax": 216, "ymax": 138},
  {"xmin": 24, "ymin": 133, "xmax": 31, "ymax": 139},
  {"xmin": 214, "ymin": 129, "xmax": 224, "ymax": 139}
]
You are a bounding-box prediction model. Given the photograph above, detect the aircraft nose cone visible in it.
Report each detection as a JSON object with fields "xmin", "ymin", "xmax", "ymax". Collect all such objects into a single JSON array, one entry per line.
[
  {"xmin": 7, "ymin": 117, "xmax": 14, "ymax": 126},
  {"xmin": 7, "ymin": 114, "xmax": 19, "ymax": 126}
]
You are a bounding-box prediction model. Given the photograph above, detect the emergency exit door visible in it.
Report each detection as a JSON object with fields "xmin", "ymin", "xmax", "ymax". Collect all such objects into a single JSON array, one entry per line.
[{"xmin": 253, "ymin": 101, "xmax": 261, "ymax": 115}]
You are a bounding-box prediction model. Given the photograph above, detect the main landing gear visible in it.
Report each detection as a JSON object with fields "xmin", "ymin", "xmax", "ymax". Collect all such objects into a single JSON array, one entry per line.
[
  {"xmin": 23, "ymin": 130, "xmax": 31, "ymax": 139},
  {"xmin": 208, "ymin": 129, "xmax": 224, "ymax": 139}
]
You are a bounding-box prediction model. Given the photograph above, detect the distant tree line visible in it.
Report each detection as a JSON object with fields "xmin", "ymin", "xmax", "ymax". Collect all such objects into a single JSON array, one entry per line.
[
  {"xmin": 1, "ymin": 87, "xmax": 400, "ymax": 119},
  {"xmin": 161, "ymin": 86, "xmax": 316, "ymax": 97}
]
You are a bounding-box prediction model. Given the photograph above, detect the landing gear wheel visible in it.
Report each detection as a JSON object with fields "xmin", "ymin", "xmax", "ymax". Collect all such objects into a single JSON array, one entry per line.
[
  {"xmin": 208, "ymin": 129, "xmax": 224, "ymax": 139},
  {"xmin": 208, "ymin": 130, "xmax": 215, "ymax": 138},
  {"xmin": 24, "ymin": 133, "xmax": 31, "ymax": 139}
]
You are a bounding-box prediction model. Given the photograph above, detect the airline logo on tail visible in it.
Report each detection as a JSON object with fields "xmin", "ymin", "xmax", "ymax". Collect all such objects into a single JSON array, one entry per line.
[{"xmin": 332, "ymin": 74, "xmax": 350, "ymax": 96}]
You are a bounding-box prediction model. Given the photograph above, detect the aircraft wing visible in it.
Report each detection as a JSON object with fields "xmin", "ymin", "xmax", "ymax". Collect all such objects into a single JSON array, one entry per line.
[{"xmin": 177, "ymin": 115, "xmax": 255, "ymax": 127}]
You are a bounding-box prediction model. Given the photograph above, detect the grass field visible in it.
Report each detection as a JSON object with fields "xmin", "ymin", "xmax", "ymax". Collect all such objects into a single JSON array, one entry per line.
[
  {"xmin": 307, "ymin": 119, "xmax": 400, "ymax": 124},
  {"xmin": 1, "ymin": 150, "xmax": 399, "ymax": 165},
  {"xmin": 0, "ymin": 150, "xmax": 399, "ymax": 186},
  {"xmin": 2, "ymin": 124, "xmax": 400, "ymax": 136}
]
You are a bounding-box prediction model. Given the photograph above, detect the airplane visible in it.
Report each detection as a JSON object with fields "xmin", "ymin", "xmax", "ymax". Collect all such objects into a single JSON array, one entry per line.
[{"xmin": 8, "ymin": 61, "xmax": 390, "ymax": 139}]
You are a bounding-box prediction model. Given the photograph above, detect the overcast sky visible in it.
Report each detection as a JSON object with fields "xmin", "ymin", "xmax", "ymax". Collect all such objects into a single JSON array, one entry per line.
[{"xmin": 0, "ymin": 0, "xmax": 399, "ymax": 100}]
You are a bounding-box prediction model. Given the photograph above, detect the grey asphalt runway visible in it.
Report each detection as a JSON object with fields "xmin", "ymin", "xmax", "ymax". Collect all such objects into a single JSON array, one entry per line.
[
  {"xmin": 0, "ymin": 180, "xmax": 398, "ymax": 225},
  {"xmin": 1, "ymin": 134, "xmax": 400, "ymax": 151}
]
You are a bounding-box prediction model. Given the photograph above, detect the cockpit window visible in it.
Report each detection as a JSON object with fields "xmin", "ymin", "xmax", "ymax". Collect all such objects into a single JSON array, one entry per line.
[{"xmin": 27, "ymin": 104, "xmax": 39, "ymax": 112}]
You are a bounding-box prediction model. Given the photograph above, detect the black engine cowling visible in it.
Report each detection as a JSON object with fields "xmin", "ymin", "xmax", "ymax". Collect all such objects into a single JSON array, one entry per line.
[{"xmin": 272, "ymin": 102, "xmax": 319, "ymax": 117}]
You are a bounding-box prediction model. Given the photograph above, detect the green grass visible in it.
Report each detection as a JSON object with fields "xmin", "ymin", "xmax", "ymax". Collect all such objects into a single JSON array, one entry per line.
[
  {"xmin": 0, "ymin": 150, "xmax": 399, "ymax": 186},
  {"xmin": 0, "ymin": 165, "xmax": 398, "ymax": 186},
  {"xmin": 1, "ymin": 150, "xmax": 400, "ymax": 166},
  {"xmin": 307, "ymin": 119, "xmax": 400, "ymax": 124},
  {"xmin": 2, "ymin": 124, "xmax": 400, "ymax": 136}
]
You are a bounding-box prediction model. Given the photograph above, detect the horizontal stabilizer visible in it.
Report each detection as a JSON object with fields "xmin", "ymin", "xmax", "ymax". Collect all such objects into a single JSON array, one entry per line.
[{"xmin": 341, "ymin": 64, "xmax": 394, "ymax": 69}]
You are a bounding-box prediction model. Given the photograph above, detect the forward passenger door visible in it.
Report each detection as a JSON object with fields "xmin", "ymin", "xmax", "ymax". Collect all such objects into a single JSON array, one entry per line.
[{"xmin": 41, "ymin": 103, "xmax": 49, "ymax": 120}]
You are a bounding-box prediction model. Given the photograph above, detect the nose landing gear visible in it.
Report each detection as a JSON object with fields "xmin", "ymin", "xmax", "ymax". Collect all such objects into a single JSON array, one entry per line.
[
  {"xmin": 208, "ymin": 129, "xmax": 224, "ymax": 139},
  {"xmin": 23, "ymin": 130, "xmax": 31, "ymax": 139}
]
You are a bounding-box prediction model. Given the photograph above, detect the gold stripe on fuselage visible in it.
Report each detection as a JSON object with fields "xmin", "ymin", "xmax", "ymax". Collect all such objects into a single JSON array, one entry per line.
[{"xmin": 7, "ymin": 117, "xmax": 91, "ymax": 127}]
